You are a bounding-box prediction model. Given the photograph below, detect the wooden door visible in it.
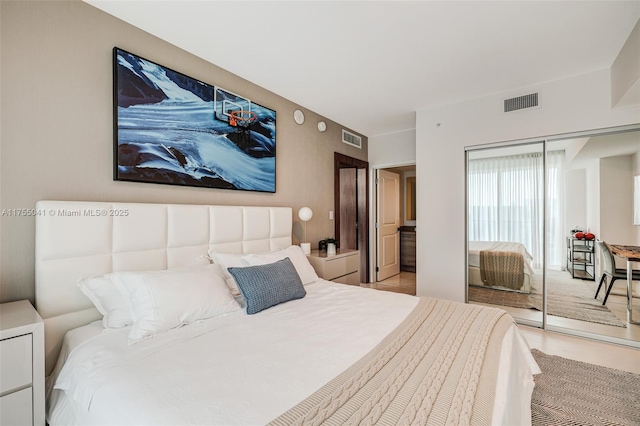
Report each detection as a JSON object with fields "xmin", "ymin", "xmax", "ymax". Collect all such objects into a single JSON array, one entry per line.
[
  {"xmin": 334, "ymin": 153, "xmax": 369, "ymax": 284},
  {"xmin": 376, "ymin": 169, "xmax": 400, "ymax": 281},
  {"xmin": 339, "ymin": 168, "xmax": 357, "ymax": 250}
]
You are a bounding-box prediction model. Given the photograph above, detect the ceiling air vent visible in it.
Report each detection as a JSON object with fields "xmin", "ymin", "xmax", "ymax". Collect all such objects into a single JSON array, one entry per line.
[
  {"xmin": 342, "ymin": 129, "xmax": 362, "ymax": 149},
  {"xmin": 504, "ymin": 93, "xmax": 539, "ymax": 113}
]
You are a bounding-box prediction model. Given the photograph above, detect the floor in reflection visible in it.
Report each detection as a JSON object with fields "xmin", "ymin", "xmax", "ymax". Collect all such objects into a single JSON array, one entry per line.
[{"xmin": 470, "ymin": 270, "xmax": 640, "ymax": 343}]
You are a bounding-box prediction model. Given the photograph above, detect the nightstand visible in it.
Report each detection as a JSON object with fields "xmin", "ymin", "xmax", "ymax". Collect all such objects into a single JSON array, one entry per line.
[
  {"xmin": 0, "ymin": 300, "xmax": 45, "ymax": 426},
  {"xmin": 307, "ymin": 249, "xmax": 360, "ymax": 285}
]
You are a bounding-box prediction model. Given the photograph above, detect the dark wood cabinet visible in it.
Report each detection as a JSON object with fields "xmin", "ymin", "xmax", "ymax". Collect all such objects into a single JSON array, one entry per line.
[{"xmin": 400, "ymin": 227, "xmax": 416, "ymax": 272}]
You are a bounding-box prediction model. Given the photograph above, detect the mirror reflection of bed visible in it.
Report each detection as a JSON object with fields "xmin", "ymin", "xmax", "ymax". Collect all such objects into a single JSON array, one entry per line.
[
  {"xmin": 468, "ymin": 241, "xmax": 534, "ymax": 293},
  {"xmin": 467, "ymin": 126, "xmax": 640, "ymax": 346},
  {"xmin": 465, "ymin": 140, "xmax": 579, "ymax": 316},
  {"xmin": 466, "ymin": 141, "xmax": 544, "ymax": 322}
]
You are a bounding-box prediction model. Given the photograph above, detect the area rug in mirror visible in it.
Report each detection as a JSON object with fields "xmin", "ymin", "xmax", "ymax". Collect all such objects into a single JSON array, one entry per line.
[{"xmin": 469, "ymin": 269, "xmax": 626, "ymax": 328}]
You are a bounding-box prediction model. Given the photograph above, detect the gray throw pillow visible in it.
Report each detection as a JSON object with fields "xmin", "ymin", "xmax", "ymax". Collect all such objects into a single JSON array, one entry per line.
[{"xmin": 228, "ymin": 257, "xmax": 306, "ymax": 315}]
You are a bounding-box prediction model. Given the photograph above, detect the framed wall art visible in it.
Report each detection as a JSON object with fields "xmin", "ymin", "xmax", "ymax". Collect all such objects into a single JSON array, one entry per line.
[{"xmin": 113, "ymin": 47, "xmax": 276, "ymax": 193}]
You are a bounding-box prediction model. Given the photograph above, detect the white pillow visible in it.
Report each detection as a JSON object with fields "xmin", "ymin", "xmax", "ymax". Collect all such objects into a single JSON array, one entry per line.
[
  {"xmin": 243, "ymin": 245, "xmax": 319, "ymax": 285},
  {"xmin": 78, "ymin": 256, "xmax": 211, "ymax": 329},
  {"xmin": 208, "ymin": 251, "xmax": 249, "ymax": 296},
  {"xmin": 78, "ymin": 275, "xmax": 132, "ymax": 329},
  {"xmin": 113, "ymin": 264, "xmax": 240, "ymax": 343}
]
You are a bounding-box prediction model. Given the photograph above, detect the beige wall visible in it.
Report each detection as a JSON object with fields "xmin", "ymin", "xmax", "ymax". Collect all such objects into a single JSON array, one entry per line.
[
  {"xmin": 600, "ymin": 155, "xmax": 634, "ymax": 270},
  {"xmin": 600, "ymin": 155, "xmax": 634, "ymax": 246},
  {"xmin": 585, "ymin": 160, "xmax": 601, "ymax": 240},
  {"xmin": 0, "ymin": 0, "xmax": 367, "ymax": 304},
  {"xmin": 611, "ymin": 18, "xmax": 640, "ymax": 109},
  {"xmin": 564, "ymin": 168, "xmax": 587, "ymax": 236},
  {"xmin": 368, "ymin": 129, "xmax": 416, "ymax": 168}
]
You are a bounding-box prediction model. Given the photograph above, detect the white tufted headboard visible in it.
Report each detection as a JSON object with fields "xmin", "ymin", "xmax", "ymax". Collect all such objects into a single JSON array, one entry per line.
[{"xmin": 35, "ymin": 200, "xmax": 292, "ymax": 374}]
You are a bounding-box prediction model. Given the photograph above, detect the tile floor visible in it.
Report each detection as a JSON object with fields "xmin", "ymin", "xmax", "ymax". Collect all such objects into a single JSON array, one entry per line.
[
  {"xmin": 361, "ymin": 272, "xmax": 417, "ymax": 295},
  {"xmin": 518, "ymin": 325, "xmax": 640, "ymax": 374}
]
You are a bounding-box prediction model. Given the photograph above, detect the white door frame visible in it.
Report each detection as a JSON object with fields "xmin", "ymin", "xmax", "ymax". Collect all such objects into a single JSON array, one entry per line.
[{"xmin": 369, "ymin": 161, "xmax": 416, "ymax": 283}]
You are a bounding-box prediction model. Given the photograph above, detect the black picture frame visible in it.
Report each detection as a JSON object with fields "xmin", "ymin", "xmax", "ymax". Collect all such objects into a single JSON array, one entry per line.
[{"xmin": 113, "ymin": 47, "xmax": 276, "ymax": 193}]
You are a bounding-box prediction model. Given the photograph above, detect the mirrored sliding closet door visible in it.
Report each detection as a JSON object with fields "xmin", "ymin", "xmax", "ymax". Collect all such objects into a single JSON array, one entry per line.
[
  {"xmin": 467, "ymin": 124, "xmax": 640, "ymax": 347},
  {"xmin": 545, "ymin": 128, "xmax": 640, "ymax": 345},
  {"xmin": 466, "ymin": 142, "xmax": 544, "ymax": 327}
]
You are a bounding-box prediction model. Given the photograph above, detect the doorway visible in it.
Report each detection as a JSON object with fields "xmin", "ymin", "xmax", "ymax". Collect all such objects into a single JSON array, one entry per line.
[
  {"xmin": 373, "ymin": 164, "xmax": 417, "ymax": 283},
  {"xmin": 334, "ymin": 153, "xmax": 369, "ymax": 283}
]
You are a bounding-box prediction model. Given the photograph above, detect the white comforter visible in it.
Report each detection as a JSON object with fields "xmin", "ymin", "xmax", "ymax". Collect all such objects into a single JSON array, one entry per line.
[{"xmin": 48, "ymin": 280, "xmax": 538, "ymax": 425}]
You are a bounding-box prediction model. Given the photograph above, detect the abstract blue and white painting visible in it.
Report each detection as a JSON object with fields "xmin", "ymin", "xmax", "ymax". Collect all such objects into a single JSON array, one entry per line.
[{"xmin": 114, "ymin": 47, "xmax": 276, "ymax": 192}]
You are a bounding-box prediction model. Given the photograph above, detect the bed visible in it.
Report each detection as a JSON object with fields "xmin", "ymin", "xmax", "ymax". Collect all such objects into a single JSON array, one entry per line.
[
  {"xmin": 37, "ymin": 201, "xmax": 539, "ymax": 425},
  {"xmin": 468, "ymin": 241, "xmax": 534, "ymax": 293}
]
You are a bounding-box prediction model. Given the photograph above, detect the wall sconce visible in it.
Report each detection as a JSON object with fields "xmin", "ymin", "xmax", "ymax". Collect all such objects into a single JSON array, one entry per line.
[
  {"xmin": 298, "ymin": 207, "xmax": 313, "ymax": 254},
  {"xmin": 317, "ymin": 121, "xmax": 327, "ymax": 132}
]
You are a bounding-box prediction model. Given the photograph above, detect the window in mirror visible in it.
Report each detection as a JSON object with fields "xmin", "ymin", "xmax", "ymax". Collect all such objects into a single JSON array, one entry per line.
[
  {"xmin": 467, "ymin": 145, "xmax": 546, "ymax": 263},
  {"xmin": 467, "ymin": 126, "xmax": 640, "ymax": 346},
  {"xmin": 467, "ymin": 142, "xmax": 544, "ymax": 326}
]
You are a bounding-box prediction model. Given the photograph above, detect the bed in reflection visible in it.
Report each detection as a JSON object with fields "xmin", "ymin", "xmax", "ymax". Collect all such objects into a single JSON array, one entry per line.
[{"xmin": 468, "ymin": 241, "xmax": 534, "ymax": 293}]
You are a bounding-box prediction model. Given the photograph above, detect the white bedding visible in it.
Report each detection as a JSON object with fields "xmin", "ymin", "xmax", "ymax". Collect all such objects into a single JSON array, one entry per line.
[
  {"xmin": 47, "ymin": 280, "xmax": 539, "ymax": 426},
  {"xmin": 469, "ymin": 240, "xmax": 535, "ymax": 276}
]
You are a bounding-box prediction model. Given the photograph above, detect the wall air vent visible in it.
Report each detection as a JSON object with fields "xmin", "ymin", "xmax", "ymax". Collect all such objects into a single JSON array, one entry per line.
[
  {"xmin": 504, "ymin": 93, "xmax": 539, "ymax": 113},
  {"xmin": 342, "ymin": 129, "xmax": 362, "ymax": 149}
]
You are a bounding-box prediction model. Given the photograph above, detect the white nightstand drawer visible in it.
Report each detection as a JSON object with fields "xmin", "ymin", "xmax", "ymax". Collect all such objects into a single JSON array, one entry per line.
[
  {"xmin": 0, "ymin": 300, "xmax": 44, "ymax": 425},
  {"xmin": 345, "ymin": 253, "xmax": 359, "ymax": 274},
  {"xmin": 333, "ymin": 271, "xmax": 360, "ymax": 286},
  {"xmin": 324, "ymin": 257, "xmax": 349, "ymax": 281},
  {"xmin": 0, "ymin": 387, "xmax": 33, "ymax": 426},
  {"xmin": 307, "ymin": 249, "xmax": 360, "ymax": 283},
  {"xmin": 0, "ymin": 335, "xmax": 32, "ymax": 394}
]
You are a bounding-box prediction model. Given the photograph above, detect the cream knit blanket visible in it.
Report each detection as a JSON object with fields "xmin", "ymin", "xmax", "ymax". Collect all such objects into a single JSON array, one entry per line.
[
  {"xmin": 270, "ymin": 298, "xmax": 512, "ymax": 426},
  {"xmin": 480, "ymin": 242, "xmax": 526, "ymax": 290}
]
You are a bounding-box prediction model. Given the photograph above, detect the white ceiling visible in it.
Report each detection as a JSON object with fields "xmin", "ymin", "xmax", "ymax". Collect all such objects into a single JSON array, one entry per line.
[{"xmin": 85, "ymin": 1, "xmax": 640, "ymax": 137}]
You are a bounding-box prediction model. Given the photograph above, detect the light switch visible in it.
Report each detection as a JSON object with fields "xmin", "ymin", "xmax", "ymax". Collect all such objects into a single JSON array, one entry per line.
[{"xmin": 329, "ymin": 211, "xmax": 334, "ymax": 220}]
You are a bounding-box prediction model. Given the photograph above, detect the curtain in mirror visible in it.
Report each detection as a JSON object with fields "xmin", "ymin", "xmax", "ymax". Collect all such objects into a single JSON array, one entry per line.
[
  {"xmin": 468, "ymin": 151, "xmax": 565, "ymax": 268},
  {"xmin": 468, "ymin": 126, "xmax": 640, "ymax": 347},
  {"xmin": 546, "ymin": 151, "xmax": 565, "ymax": 270}
]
